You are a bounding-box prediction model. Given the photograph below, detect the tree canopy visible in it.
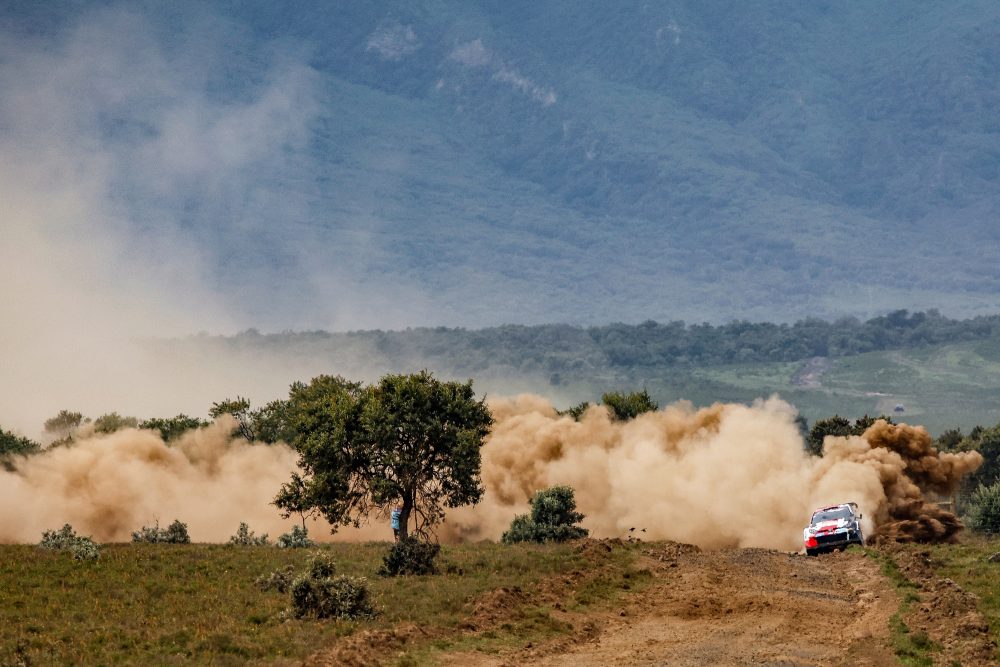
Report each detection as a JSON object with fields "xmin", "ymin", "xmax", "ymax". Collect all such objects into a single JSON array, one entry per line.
[
  {"xmin": 0, "ymin": 426, "xmax": 41, "ymax": 470},
  {"xmin": 805, "ymin": 414, "xmax": 895, "ymax": 456},
  {"xmin": 274, "ymin": 371, "xmax": 493, "ymax": 540}
]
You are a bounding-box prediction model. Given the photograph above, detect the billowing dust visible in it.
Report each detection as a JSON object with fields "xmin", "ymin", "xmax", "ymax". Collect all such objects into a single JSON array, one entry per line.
[
  {"xmin": 0, "ymin": 397, "xmax": 982, "ymax": 548},
  {"xmin": 0, "ymin": 416, "xmax": 380, "ymax": 543},
  {"xmin": 445, "ymin": 395, "xmax": 982, "ymax": 550}
]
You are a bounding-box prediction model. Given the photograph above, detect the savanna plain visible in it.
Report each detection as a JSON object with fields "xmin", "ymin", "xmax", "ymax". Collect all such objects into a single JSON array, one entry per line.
[{"xmin": 3, "ymin": 535, "xmax": 999, "ymax": 665}]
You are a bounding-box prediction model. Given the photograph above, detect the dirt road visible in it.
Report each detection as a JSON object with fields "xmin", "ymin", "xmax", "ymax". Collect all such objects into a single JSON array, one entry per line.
[{"xmin": 449, "ymin": 543, "xmax": 899, "ymax": 667}]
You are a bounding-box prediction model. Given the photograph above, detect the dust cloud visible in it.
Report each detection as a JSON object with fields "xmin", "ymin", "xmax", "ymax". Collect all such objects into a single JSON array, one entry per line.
[
  {"xmin": 0, "ymin": 416, "xmax": 379, "ymax": 543},
  {"xmin": 444, "ymin": 395, "xmax": 982, "ymax": 550},
  {"xmin": 0, "ymin": 397, "xmax": 981, "ymax": 549}
]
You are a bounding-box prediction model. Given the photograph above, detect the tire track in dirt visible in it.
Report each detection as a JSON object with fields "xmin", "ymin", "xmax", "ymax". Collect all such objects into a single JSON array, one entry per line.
[{"xmin": 448, "ymin": 543, "xmax": 899, "ymax": 667}]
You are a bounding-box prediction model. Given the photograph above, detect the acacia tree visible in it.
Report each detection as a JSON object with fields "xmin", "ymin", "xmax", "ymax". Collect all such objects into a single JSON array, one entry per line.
[
  {"xmin": 274, "ymin": 371, "xmax": 493, "ymax": 541},
  {"xmin": 43, "ymin": 410, "xmax": 85, "ymax": 441}
]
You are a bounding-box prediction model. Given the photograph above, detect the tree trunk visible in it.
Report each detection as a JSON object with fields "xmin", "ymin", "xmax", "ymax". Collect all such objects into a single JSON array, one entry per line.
[{"xmin": 399, "ymin": 492, "xmax": 413, "ymax": 541}]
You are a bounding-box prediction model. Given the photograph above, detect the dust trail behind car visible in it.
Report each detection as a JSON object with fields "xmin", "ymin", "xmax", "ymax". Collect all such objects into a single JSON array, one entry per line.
[
  {"xmin": 0, "ymin": 396, "xmax": 981, "ymax": 547},
  {"xmin": 445, "ymin": 396, "xmax": 982, "ymax": 549}
]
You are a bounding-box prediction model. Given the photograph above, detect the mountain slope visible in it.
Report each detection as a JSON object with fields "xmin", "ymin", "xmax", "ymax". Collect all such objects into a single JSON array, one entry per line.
[{"xmin": 4, "ymin": 1, "xmax": 1000, "ymax": 327}]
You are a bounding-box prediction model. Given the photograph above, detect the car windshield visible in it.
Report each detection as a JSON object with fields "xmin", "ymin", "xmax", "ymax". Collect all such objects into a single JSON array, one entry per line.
[{"xmin": 812, "ymin": 508, "xmax": 852, "ymax": 523}]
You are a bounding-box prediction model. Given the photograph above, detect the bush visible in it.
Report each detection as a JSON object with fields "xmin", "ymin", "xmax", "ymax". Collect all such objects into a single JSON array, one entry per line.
[
  {"xmin": 39, "ymin": 524, "xmax": 100, "ymax": 561},
  {"xmin": 228, "ymin": 522, "xmax": 269, "ymax": 546},
  {"xmin": 255, "ymin": 565, "xmax": 295, "ymax": 593},
  {"xmin": 288, "ymin": 553, "xmax": 376, "ymax": 620},
  {"xmin": 502, "ymin": 486, "xmax": 589, "ymax": 544},
  {"xmin": 601, "ymin": 389, "xmax": 658, "ymax": 421},
  {"xmin": 131, "ymin": 519, "xmax": 191, "ymax": 544},
  {"xmin": 277, "ymin": 525, "xmax": 314, "ymax": 548},
  {"xmin": 968, "ymin": 482, "xmax": 1000, "ymax": 533},
  {"xmin": 69, "ymin": 539, "xmax": 101, "ymax": 561},
  {"xmin": 378, "ymin": 537, "xmax": 441, "ymax": 576}
]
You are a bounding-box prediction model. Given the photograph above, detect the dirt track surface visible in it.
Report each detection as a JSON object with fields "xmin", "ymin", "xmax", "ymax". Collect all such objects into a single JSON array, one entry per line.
[{"xmin": 448, "ymin": 543, "xmax": 899, "ymax": 667}]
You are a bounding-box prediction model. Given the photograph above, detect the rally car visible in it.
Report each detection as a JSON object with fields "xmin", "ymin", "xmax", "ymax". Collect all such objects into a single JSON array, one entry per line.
[{"xmin": 803, "ymin": 502, "xmax": 865, "ymax": 556}]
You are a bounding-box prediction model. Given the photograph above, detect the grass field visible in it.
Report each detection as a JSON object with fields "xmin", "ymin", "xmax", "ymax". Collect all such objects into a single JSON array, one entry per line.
[
  {"xmin": 0, "ymin": 540, "xmax": 646, "ymax": 666},
  {"xmin": 626, "ymin": 339, "xmax": 1000, "ymax": 435},
  {"xmin": 925, "ymin": 535, "xmax": 1000, "ymax": 650}
]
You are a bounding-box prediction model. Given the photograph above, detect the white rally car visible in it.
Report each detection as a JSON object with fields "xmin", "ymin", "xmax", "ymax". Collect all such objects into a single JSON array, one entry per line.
[{"xmin": 803, "ymin": 502, "xmax": 865, "ymax": 556}]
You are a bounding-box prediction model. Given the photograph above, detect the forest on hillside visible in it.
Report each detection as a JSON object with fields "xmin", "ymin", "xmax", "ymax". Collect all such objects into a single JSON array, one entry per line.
[{"xmin": 175, "ymin": 309, "xmax": 1000, "ymax": 377}]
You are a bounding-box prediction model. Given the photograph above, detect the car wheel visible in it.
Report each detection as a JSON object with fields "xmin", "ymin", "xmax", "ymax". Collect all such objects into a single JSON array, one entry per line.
[{"xmin": 806, "ymin": 548, "xmax": 818, "ymax": 557}]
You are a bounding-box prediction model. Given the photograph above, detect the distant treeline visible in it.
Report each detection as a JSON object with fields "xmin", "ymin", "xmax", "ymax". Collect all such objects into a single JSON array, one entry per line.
[{"xmin": 202, "ymin": 309, "xmax": 1000, "ymax": 376}]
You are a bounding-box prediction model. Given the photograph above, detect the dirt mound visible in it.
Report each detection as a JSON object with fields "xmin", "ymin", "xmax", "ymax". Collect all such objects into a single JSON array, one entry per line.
[
  {"xmin": 888, "ymin": 546, "xmax": 997, "ymax": 666},
  {"xmin": 573, "ymin": 537, "xmax": 624, "ymax": 562},
  {"xmin": 303, "ymin": 623, "xmax": 429, "ymax": 667},
  {"xmin": 464, "ymin": 586, "xmax": 531, "ymax": 631}
]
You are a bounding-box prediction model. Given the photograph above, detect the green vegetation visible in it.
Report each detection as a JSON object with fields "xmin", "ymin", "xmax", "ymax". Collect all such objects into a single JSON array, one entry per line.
[
  {"xmin": 154, "ymin": 311, "xmax": 1000, "ymax": 436},
  {"xmin": 228, "ymin": 523, "xmax": 269, "ymax": 547},
  {"xmin": 864, "ymin": 549, "xmax": 938, "ymax": 666},
  {"xmin": 138, "ymin": 415, "xmax": 210, "ymax": 442},
  {"xmin": 967, "ymin": 483, "xmax": 1000, "ymax": 535},
  {"xmin": 289, "ymin": 553, "xmax": 375, "ymax": 620},
  {"xmin": 276, "ymin": 525, "xmax": 315, "ymax": 549},
  {"xmin": 502, "ymin": 486, "xmax": 589, "ymax": 544},
  {"xmin": 924, "ymin": 536, "xmax": 1000, "ymax": 649},
  {"xmin": 39, "ymin": 524, "xmax": 100, "ymax": 562},
  {"xmin": 0, "ymin": 426, "xmax": 40, "ymax": 470},
  {"xmin": 93, "ymin": 412, "xmax": 139, "ymax": 434},
  {"xmin": 0, "ymin": 540, "xmax": 646, "ymax": 665},
  {"xmin": 600, "ymin": 389, "xmax": 658, "ymax": 421},
  {"xmin": 274, "ymin": 371, "xmax": 492, "ymax": 541},
  {"xmin": 378, "ymin": 537, "xmax": 441, "ymax": 576},
  {"xmin": 131, "ymin": 520, "xmax": 192, "ymax": 544},
  {"xmin": 806, "ymin": 414, "xmax": 894, "ymax": 456}
]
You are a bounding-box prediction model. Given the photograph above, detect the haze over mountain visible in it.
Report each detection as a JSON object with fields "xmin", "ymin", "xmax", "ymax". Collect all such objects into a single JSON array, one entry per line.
[{"xmin": 4, "ymin": 1, "xmax": 1000, "ymax": 333}]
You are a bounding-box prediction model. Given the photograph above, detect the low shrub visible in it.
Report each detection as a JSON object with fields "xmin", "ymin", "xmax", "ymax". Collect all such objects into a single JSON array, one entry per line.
[
  {"xmin": 502, "ymin": 486, "xmax": 589, "ymax": 544},
  {"xmin": 277, "ymin": 525, "xmax": 314, "ymax": 548},
  {"xmin": 288, "ymin": 552, "xmax": 376, "ymax": 620},
  {"xmin": 229, "ymin": 522, "xmax": 269, "ymax": 546},
  {"xmin": 255, "ymin": 565, "xmax": 295, "ymax": 593},
  {"xmin": 131, "ymin": 519, "xmax": 191, "ymax": 544},
  {"xmin": 378, "ymin": 536, "xmax": 440, "ymax": 576},
  {"xmin": 39, "ymin": 524, "xmax": 100, "ymax": 561},
  {"xmin": 967, "ymin": 481, "xmax": 1000, "ymax": 533}
]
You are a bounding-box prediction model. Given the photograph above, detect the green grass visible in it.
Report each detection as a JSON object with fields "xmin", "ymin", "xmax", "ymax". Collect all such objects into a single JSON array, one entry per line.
[
  {"xmin": 0, "ymin": 540, "xmax": 646, "ymax": 665},
  {"xmin": 642, "ymin": 339, "xmax": 1000, "ymax": 435},
  {"xmin": 924, "ymin": 535, "xmax": 1000, "ymax": 649}
]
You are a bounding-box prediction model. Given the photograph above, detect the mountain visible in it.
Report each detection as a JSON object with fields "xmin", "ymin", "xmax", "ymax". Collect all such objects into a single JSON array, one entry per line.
[{"xmin": 4, "ymin": 1, "xmax": 1000, "ymax": 328}]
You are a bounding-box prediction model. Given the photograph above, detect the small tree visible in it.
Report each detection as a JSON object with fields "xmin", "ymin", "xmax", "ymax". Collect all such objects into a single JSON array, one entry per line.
[
  {"xmin": 289, "ymin": 553, "xmax": 376, "ymax": 620},
  {"xmin": 378, "ymin": 537, "xmax": 440, "ymax": 576},
  {"xmin": 228, "ymin": 522, "xmax": 269, "ymax": 546},
  {"xmin": 132, "ymin": 519, "xmax": 191, "ymax": 544},
  {"xmin": 600, "ymin": 390, "xmax": 658, "ymax": 421},
  {"xmin": 502, "ymin": 486, "xmax": 589, "ymax": 544},
  {"xmin": 139, "ymin": 415, "xmax": 209, "ymax": 442},
  {"xmin": 0, "ymin": 427, "xmax": 40, "ymax": 470},
  {"xmin": 275, "ymin": 371, "xmax": 493, "ymax": 541},
  {"xmin": 968, "ymin": 482, "xmax": 1000, "ymax": 534},
  {"xmin": 39, "ymin": 524, "xmax": 100, "ymax": 561},
  {"xmin": 43, "ymin": 410, "xmax": 85, "ymax": 441},
  {"xmin": 806, "ymin": 414, "xmax": 896, "ymax": 456},
  {"xmin": 93, "ymin": 412, "xmax": 139, "ymax": 434},
  {"xmin": 558, "ymin": 401, "xmax": 591, "ymax": 421},
  {"xmin": 277, "ymin": 525, "xmax": 314, "ymax": 549},
  {"xmin": 209, "ymin": 397, "xmax": 256, "ymax": 441}
]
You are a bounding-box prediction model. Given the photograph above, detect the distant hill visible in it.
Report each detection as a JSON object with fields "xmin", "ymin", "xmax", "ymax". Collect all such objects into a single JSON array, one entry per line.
[
  {"xmin": 158, "ymin": 310, "xmax": 1000, "ymax": 434},
  {"xmin": 5, "ymin": 1, "xmax": 1000, "ymax": 326}
]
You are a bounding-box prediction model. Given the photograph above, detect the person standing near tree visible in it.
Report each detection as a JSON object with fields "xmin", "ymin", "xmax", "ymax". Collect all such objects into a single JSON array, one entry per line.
[{"xmin": 391, "ymin": 505, "xmax": 402, "ymax": 541}]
